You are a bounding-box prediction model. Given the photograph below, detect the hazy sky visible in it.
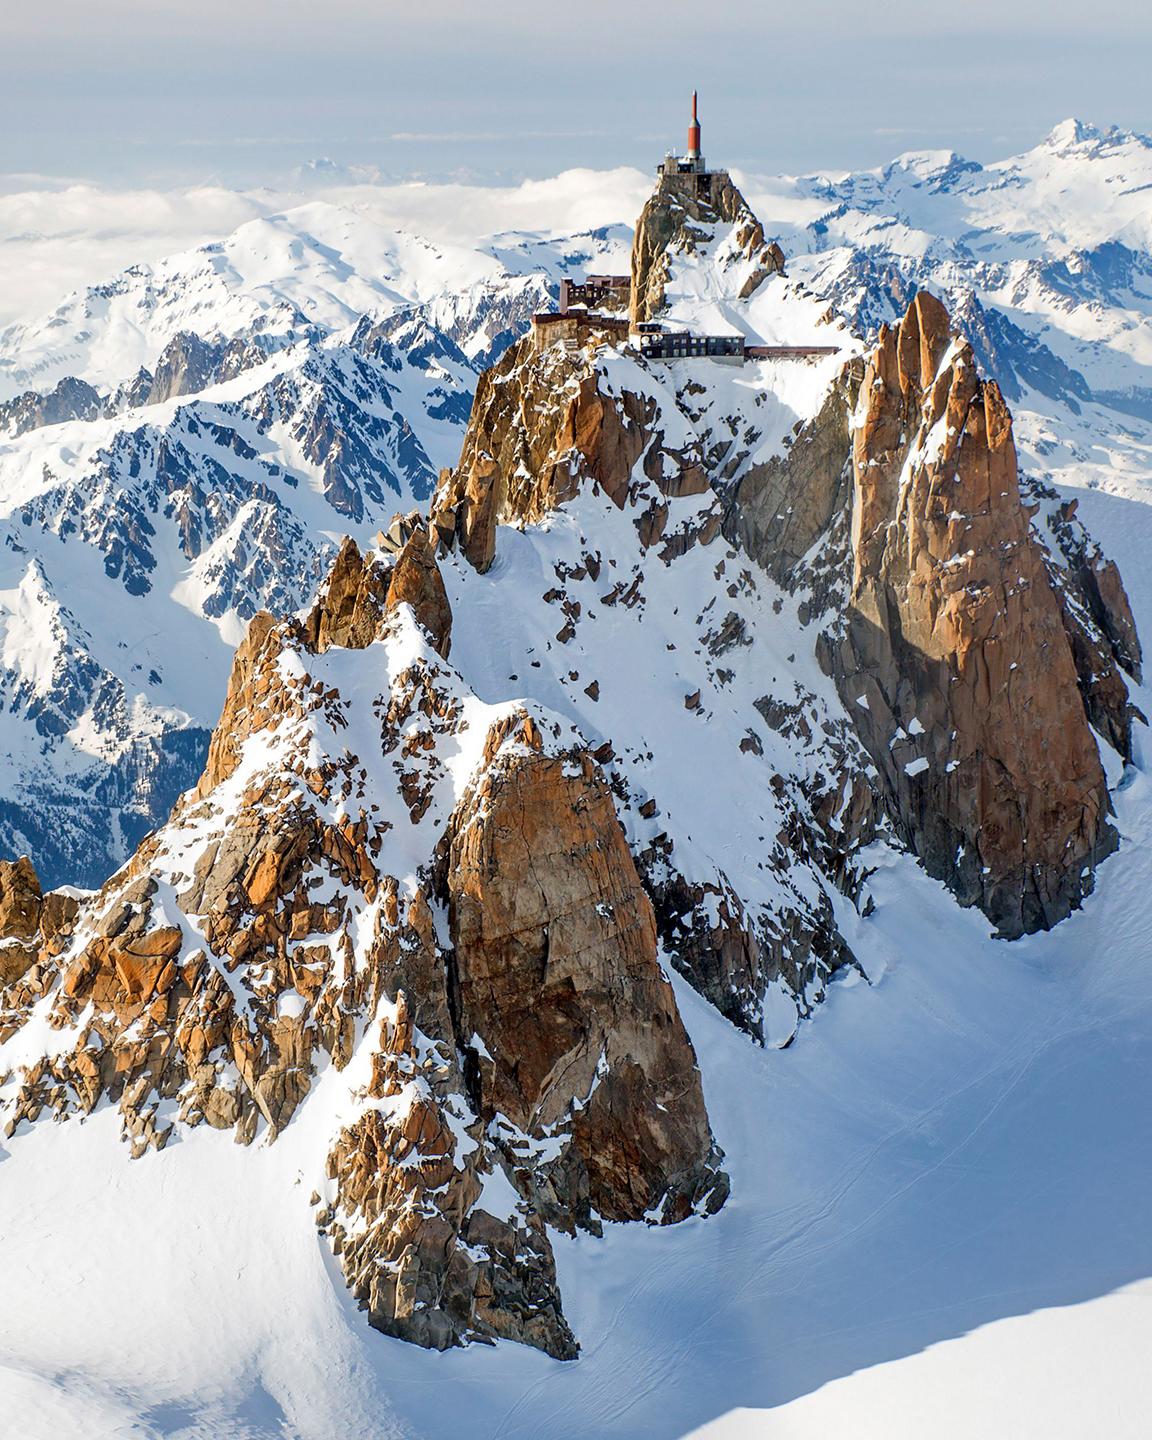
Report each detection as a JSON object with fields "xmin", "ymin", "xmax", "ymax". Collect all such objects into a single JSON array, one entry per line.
[{"xmin": 2, "ymin": 0, "xmax": 1150, "ymax": 185}]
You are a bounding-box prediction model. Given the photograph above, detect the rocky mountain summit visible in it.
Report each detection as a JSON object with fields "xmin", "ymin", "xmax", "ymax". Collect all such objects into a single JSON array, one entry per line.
[
  {"xmin": 0, "ymin": 129, "xmax": 1146, "ymax": 1386},
  {"xmin": 826, "ymin": 292, "xmax": 1127, "ymax": 935},
  {"xmin": 630, "ymin": 167, "xmax": 785, "ymax": 326}
]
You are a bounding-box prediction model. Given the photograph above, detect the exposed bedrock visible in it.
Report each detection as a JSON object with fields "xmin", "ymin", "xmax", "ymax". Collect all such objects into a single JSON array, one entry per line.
[
  {"xmin": 0, "ymin": 533, "xmax": 725, "ymax": 1358},
  {"xmin": 630, "ymin": 168, "xmax": 785, "ymax": 326},
  {"xmin": 443, "ymin": 724, "xmax": 728, "ymax": 1229},
  {"xmin": 821, "ymin": 292, "xmax": 1119, "ymax": 937}
]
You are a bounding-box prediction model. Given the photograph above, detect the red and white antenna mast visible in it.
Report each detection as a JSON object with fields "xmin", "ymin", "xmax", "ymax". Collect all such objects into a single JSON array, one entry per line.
[{"xmin": 687, "ymin": 90, "xmax": 701, "ymax": 159}]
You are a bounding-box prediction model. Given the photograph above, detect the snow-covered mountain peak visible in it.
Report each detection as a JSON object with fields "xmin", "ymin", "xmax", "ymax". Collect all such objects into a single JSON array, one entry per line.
[
  {"xmin": 0, "ymin": 203, "xmax": 500, "ymax": 402},
  {"xmin": 1041, "ymin": 116, "xmax": 1133, "ymax": 153},
  {"xmin": 883, "ymin": 149, "xmax": 984, "ymax": 193},
  {"xmin": 1, "ymin": 123, "xmax": 1152, "ymax": 1437}
]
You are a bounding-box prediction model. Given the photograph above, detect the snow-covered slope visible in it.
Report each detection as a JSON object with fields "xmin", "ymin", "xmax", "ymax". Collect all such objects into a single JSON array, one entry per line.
[
  {"xmin": 0, "ymin": 168, "xmax": 651, "ymax": 330},
  {"xmin": 1, "ymin": 124, "xmax": 1152, "ymax": 1440},
  {"xmin": 0, "ymin": 202, "xmax": 635, "ymax": 401},
  {"xmin": 3, "ymin": 714, "xmax": 1151, "ymax": 1440},
  {"xmin": 753, "ymin": 119, "xmax": 1152, "ymax": 488}
]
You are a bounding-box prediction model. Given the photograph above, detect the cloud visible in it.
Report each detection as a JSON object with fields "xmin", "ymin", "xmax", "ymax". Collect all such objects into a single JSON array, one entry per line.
[
  {"xmin": 0, "ymin": 168, "xmax": 651, "ymax": 330},
  {"xmin": 388, "ymin": 130, "xmax": 608, "ymax": 145},
  {"xmin": 0, "ymin": 185, "xmax": 279, "ymax": 326}
]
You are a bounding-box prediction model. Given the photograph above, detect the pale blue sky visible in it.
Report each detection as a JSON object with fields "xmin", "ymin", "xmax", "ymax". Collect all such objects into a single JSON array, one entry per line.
[{"xmin": 3, "ymin": 0, "xmax": 1149, "ymax": 184}]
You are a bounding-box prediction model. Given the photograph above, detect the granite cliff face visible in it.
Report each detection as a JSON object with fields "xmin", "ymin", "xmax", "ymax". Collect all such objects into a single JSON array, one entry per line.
[
  {"xmin": 822, "ymin": 293, "xmax": 1121, "ymax": 935},
  {"xmin": 0, "ymin": 528, "xmax": 724, "ymax": 1358},
  {"xmin": 432, "ymin": 326, "xmax": 709, "ymax": 575},
  {"xmin": 444, "ymin": 734, "xmax": 725, "ymax": 1228}
]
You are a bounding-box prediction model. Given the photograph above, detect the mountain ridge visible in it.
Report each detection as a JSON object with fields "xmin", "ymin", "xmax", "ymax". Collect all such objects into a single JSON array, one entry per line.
[{"xmin": 2, "ymin": 118, "xmax": 1152, "ymax": 1439}]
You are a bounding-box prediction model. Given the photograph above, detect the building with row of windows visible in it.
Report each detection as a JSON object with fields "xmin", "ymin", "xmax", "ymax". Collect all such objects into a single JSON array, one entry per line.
[{"xmin": 637, "ymin": 330, "xmax": 744, "ymax": 362}]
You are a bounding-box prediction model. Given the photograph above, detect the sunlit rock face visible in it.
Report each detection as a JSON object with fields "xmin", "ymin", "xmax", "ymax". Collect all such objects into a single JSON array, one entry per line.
[{"xmin": 825, "ymin": 292, "xmax": 1118, "ymax": 936}]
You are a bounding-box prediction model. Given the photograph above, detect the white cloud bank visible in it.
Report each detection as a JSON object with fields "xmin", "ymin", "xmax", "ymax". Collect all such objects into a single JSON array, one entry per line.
[{"xmin": 0, "ymin": 168, "xmax": 650, "ymax": 330}]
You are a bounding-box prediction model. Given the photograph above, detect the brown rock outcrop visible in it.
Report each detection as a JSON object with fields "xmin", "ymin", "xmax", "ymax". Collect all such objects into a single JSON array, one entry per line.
[
  {"xmin": 0, "ymin": 856, "xmax": 42, "ymax": 941},
  {"xmin": 324, "ymin": 896, "xmax": 579, "ymax": 1360},
  {"xmin": 825, "ymin": 291, "xmax": 1116, "ymax": 936},
  {"xmin": 444, "ymin": 721, "xmax": 726, "ymax": 1228},
  {"xmin": 384, "ymin": 522, "xmax": 452, "ymax": 658},
  {"xmin": 194, "ymin": 608, "xmax": 286, "ymax": 797},
  {"xmin": 0, "ymin": 856, "xmax": 44, "ymax": 987},
  {"xmin": 432, "ymin": 340, "xmax": 653, "ymax": 572},
  {"xmin": 723, "ymin": 361, "xmax": 863, "ymax": 585},
  {"xmin": 301, "ymin": 534, "xmax": 390, "ymax": 653}
]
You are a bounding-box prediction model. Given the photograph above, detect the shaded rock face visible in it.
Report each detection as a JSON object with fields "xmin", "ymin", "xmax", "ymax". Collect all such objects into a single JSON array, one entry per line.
[
  {"xmin": 431, "ymin": 318, "xmax": 876, "ymax": 1043},
  {"xmin": 0, "ymin": 376, "xmax": 102, "ymax": 437},
  {"xmin": 147, "ymin": 330, "xmax": 275, "ymax": 405},
  {"xmin": 723, "ymin": 362, "xmax": 863, "ymax": 585},
  {"xmin": 949, "ymin": 291, "xmax": 1092, "ymax": 411},
  {"xmin": 1024, "ymin": 486, "xmax": 1144, "ymax": 761},
  {"xmin": 434, "ymin": 338, "xmax": 648, "ymax": 573},
  {"xmin": 823, "ymin": 293, "xmax": 1117, "ymax": 936},
  {"xmin": 0, "ymin": 539, "xmax": 724, "ymax": 1360},
  {"xmin": 630, "ymin": 169, "xmax": 786, "ymax": 327},
  {"xmin": 635, "ymin": 750, "xmax": 878, "ymax": 1044},
  {"xmin": 432, "ymin": 336, "xmax": 702, "ymax": 574}
]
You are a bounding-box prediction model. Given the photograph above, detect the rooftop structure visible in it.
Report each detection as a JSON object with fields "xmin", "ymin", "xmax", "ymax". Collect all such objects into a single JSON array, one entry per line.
[
  {"xmin": 530, "ymin": 310, "xmax": 629, "ymax": 353},
  {"xmin": 687, "ymin": 89, "xmax": 702, "ymax": 165},
  {"xmin": 659, "ymin": 90, "xmax": 717, "ymax": 180},
  {"xmin": 559, "ymin": 275, "xmax": 631, "ymax": 314}
]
